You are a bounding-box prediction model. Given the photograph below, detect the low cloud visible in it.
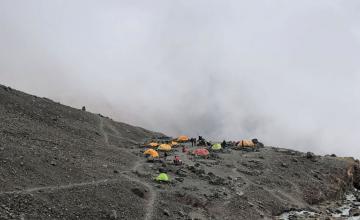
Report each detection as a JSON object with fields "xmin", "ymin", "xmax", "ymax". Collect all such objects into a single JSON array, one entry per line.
[{"xmin": 1, "ymin": 0, "xmax": 360, "ymax": 157}]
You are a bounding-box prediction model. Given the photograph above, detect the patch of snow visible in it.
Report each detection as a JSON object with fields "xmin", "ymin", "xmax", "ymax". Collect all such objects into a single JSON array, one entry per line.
[
  {"xmin": 347, "ymin": 194, "xmax": 357, "ymax": 202},
  {"xmin": 278, "ymin": 210, "xmax": 316, "ymax": 220}
]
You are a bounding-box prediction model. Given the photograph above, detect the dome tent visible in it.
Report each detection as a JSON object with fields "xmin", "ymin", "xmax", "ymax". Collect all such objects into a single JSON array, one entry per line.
[
  {"xmin": 155, "ymin": 173, "xmax": 169, "ymax": 182},
  {"xmin": 211, "ymin": 143, "xmax": 222, "ymax": 150},
  {"xmin": 193, "ymin": 148, "xmax": 210, "ymax": 156},
  {"xmin": 237, "ymin": 140, "xmax": 255, "ymax": 147},
  {"xmin": 148, "ymin": 142, "xmax": 159, "ymax": 147},
  {"xmin": 158, "ymin": 144, "xmax": 172, "ymax": 151},
  {"xmin": 177, "ymin": 135, "xmax": 189, "ymax": 142},
  {"xmin": 144, "ymin": 149, "xmax": 159, "ymax": 158}
]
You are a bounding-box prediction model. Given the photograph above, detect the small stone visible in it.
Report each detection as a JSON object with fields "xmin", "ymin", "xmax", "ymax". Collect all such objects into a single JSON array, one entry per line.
[
  {"xmin": 159, "ymin": 167, "xmax": 167, "ymax": 173},
  {"xmin": 163, "ymin": 209, "xmax": 170, "ymax": 216},
  {"xmin": 306, "ymin": 152, "xmax": 316, "ymax": 161},
  {"xmin": 109, "ymin": 210, "xmax": 117, "ymax": 219},
  {"xmin": 354, "ymin": 202, "xmax": 360, "ymax": 206},
  {"xmin": 178, "ymin": 211, "xmax": 185, "ymax": 217},
  {"xmin": 176, "ymin": 169, "xmax": 187, "ymax": 177},
  {"xmin": 236, "ymin": 191, "xmax": 244, "ymax": 196},
  {"xmin": 50, "ymin": 161, "xmax": 57, "ymax": 166},
  {"xmin": 175, "ymin": 177, "xmax": 184, "ymax": 182},
  {"xmin": 113, "ymin": 170, "xmax": 119, "ymax": 174},
  {"xmin": 131, "ymin": 188, "xmax": 145, "ymax": 198}
]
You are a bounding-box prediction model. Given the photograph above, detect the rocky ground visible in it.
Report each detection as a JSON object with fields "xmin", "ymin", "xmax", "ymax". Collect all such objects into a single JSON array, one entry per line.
[{"xmin": 1, "ymin": 84, "xmax": 360, "ymax": 220}]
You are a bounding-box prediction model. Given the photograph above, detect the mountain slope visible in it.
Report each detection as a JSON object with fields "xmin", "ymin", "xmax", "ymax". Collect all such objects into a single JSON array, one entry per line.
[
  {"xmin": 0, "ymin": 84, "xmax": 359, "ymax": 220},
  {"xmin": 0, "ymin": 84, "xmax": 161, "ymax": 219}
]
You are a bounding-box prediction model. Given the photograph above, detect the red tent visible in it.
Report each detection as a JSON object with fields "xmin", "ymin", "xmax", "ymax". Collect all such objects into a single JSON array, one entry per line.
[{"xmin": 193, "ymin": 148, "xmax": 209, "ymax": 156}]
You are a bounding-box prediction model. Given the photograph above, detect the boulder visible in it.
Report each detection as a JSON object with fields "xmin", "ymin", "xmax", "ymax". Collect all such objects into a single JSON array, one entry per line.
[{"xmin": 306, "ymin": 152, "xmax": 317, "ymax": 161}]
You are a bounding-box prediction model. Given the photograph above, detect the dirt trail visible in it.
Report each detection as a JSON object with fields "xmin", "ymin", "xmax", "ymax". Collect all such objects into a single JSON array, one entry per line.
[
  {"xmin": 231, "ymin": 167, "xmax": 251, "ymax": 191},
  {"xmin": 0, "ymin": 117, "xmax": 156, "ymax": 220},
  {"xmin": 99, "ymin": 117, "xmax": 156, "ymax": 220},
  {"xmin": 0, "ymin": 179, "xmax": 118, "ymax": 195},
  {"xmin": 102, "ymin": 118, "xmax": 138, "ymax": 144}
]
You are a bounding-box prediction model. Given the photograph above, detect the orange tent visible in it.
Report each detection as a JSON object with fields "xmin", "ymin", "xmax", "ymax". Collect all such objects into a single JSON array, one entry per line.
[
  {"xmin": 171, "ymin": 141, "xmax": 179, "ymax": 146},
  {"xmin": 158, "ymin": 144, "xmax": 172, "ymax": 151},
  {"xmin": 237, "ymin": 140, "xmax": 255, "ymax": 147},
  {"xmin": 177, "ymin": 135, "xmax": 189, "ymax": 142},
  {"xmin": 144, "ymin": 149, "xmax": 159, "ymax": 158},
  {"xmin": 148, "ymin": 142, "xmax": 159, "ymax": 148}
]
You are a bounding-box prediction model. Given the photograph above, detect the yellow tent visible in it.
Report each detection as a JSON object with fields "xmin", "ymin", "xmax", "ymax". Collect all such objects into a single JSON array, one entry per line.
[
  {"xmin": 212, "ymin": 143, "xmax": 222, "ymax": 150},
  {"xmin": 158, "ymin": 144, "xmax": 172, "ymax": 151},
  {"xmin": 237, "ymin": 140, "xmax": 255, "ymax": 147},
  {"xmin": 171, "ymin": 141, "xmax": 179, "ymax": 146},
  {"xmin": 155, "ymin": 173, "xmax": 169, "ymax": 182},
  {"xmin": 148, "ymin": 142, "xmax": 159, "ymax": 147},
  {"xmin": 144, "ymin": 149, "xmax": 159, "ymax": 158},
  {"xmin": 177, "ymin": 135, "xmax": 189, "ymax": 142}
]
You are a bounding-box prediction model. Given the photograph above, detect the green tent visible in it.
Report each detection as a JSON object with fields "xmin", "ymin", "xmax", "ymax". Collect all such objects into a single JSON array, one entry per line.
[
  {"xmin": 212, "ymin": 143, "xmax": 222, "ymax": 150},
  {"xmin": 155, "ymin": 173, "xmax": 169, "ymax": 182}
]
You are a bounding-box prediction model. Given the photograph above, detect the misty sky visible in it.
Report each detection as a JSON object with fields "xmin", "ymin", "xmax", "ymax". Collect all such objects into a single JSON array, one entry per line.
[{"xmin": 1, "ymin": 0, "xmax": 360, "ymax": 157}]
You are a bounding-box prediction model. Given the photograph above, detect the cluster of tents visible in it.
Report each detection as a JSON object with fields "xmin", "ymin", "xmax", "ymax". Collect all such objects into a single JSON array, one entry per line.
[
  {"xmin": 144, "ymin": 141, "xmax": 183, "ymax": 156},
  {"xmin": 142, "ymin": 135, "xmax": 263, "ymax": 182},
  {"xmin": 142, "ymin": 135, "xmax": 192, "ymax": 182}
]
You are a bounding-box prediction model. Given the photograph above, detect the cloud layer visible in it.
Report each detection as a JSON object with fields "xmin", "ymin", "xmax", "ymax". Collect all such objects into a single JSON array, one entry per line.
[{"xmin": 1, "ymin": 0, "xmax": 360, "ymax": 157}]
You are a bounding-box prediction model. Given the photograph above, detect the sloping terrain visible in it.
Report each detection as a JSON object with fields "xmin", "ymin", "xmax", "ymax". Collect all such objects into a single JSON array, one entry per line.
[
  {"xmin": 0, "ymin": 84, "xmax": 160, "ymax": 219},
  {"xmin": 0, "ymin": 84, "xmax": 360, "ymax": 220}
]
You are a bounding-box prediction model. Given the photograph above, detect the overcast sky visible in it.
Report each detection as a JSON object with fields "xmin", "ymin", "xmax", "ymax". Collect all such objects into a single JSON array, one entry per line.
[{"xmin": 1, "ymin": 0, "xmax": 360, "ymax": 157}]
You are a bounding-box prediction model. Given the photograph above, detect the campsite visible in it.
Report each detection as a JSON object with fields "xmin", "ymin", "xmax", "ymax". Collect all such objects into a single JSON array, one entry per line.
[
  {"xmin": 1, "ymin": 85, "xmax": 360, "ymax": 219},
  {"xmin": 2, "ymin": 0, "xmax": 360, "ymax": 218}
]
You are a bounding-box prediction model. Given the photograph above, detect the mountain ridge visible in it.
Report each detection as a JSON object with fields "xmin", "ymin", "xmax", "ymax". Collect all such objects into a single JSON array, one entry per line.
[{"xmin": 1, "ymin": 83, "xmax": 360, "ymax": 219}]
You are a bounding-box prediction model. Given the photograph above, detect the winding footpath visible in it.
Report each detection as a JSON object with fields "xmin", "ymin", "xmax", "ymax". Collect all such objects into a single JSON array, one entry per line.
[
  {"xmin": 99, "ymin": 117, "xmax": 156, "ymax": 220},
  {"xmin": 0, "ymin": 116, "xmax": 156, "ymax": 220}
]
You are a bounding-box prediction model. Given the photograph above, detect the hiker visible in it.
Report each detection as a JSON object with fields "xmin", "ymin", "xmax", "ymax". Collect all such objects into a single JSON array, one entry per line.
[
  {"xmin": 252, "ymin": 138, "xmax": 264, "ymax": 147},
  {"xmin": 173, "ymin": 156, "xmax": 182, "ymax": 165},
  {"xmin": 82, "ymin": 106, "xmax": 86, "ymax": 111},
  {"xmin": 190, "ymin": 138, "xmax": 196, "ymax": 147},
  {"xmin": 198, "ymin": 136, "xmax": 206, "ymax": 146},
  {"xmin": 182, "ymin": 145, "xmax": 188, "ymax": 153},
  {"xmin": 221, "ymin": 140, "xmax": 227, "ymax": 148}
]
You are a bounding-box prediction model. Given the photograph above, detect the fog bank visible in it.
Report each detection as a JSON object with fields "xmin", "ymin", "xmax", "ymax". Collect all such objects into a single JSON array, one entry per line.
[{"xmin": 1, "ymin": 0, "xmax": 360, "ymax": 157}]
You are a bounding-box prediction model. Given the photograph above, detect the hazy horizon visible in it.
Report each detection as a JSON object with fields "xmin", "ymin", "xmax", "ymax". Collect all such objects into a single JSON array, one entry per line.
[{"xmin": 1, "ymin": 1, "xmax": 360, "ymax": 158}]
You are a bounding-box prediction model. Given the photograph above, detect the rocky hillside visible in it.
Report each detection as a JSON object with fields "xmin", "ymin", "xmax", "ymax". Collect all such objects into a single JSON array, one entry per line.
[{"xmin": 0, "ymin": 84, "xmax": 359, "ymax": 220}]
